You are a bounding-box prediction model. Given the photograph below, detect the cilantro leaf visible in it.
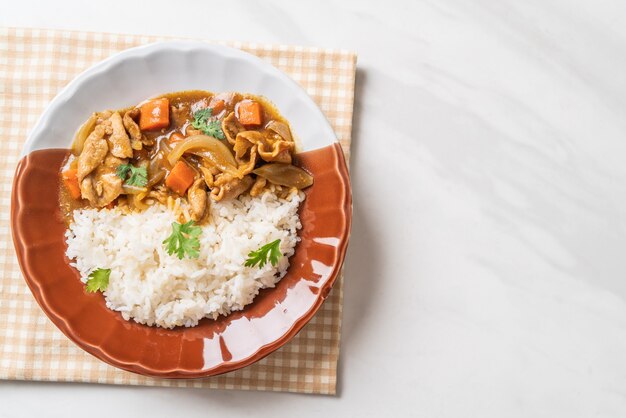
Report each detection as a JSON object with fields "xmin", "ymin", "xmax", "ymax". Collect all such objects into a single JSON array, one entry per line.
[
  {"xmin": 86, "ymin": 268, "xmax": 110, "ymax": 293},
  {"xmin": 116, "ymin": 163, "xmax": 148, "ymax": 187},
  {"xmin": 116, "ymin": 164, "xmax": 131, "ymax": 179},
  {"xmin": 193, "ymin": 107, "xmax": 212, "ymax": 123},
  {"xmin": 163, "ymin": 221, "xmax": 202, "ymax": 259},
  {"xmin": 126, "ymin": 165, "xmax": 148, "ymax": 187},
  {"xmin": 202, "ymin": 120, "xmax": 225, "ymax": 138},
  {"xmin": 191, "ymin": 107, "xmax": 225, "ymax": 140},
  {"xmin": 245, "ymin": 239, "xmax": 282, "ymax": 268}
]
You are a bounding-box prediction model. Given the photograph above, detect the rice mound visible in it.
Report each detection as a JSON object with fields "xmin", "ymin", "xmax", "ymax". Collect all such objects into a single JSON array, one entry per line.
[{"xmin": 65, "ymin": 191, "xmax": 304, "ymax": 328}]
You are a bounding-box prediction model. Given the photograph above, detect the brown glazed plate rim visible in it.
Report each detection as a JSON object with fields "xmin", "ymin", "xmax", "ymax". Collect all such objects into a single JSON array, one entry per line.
[{"xmin": 11, "ymin": 143, "xmax": 351, "ymax": 378}]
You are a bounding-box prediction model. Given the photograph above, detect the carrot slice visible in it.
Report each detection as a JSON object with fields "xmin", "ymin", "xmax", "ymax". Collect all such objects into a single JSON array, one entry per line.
[
  {"xmin": 165, "ymin": 161, "xmax": 195, "ymax": 195},
  {"xmin": 237, "ymin": 100, "xmax": 263, "ymax": 126},
  {"xmin": 169, "ymin": 132, "xmax": 185, "ymax": 144},
  {"xmin": 62, "ymin": 168, "xmax": 81, "ymax": 200},
  {"xmin": 210, "ymin": 99, "xmax": 225, "ymax": 115},
  {"xmin": 139, "ymin": 98, "xmax": 170, "ymax": 131}
]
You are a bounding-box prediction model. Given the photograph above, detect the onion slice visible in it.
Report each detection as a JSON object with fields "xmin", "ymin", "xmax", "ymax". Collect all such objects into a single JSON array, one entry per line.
[
  {"xmin": 252, "ymin": 163, "xmax": 313, "ymax": 189},
  {"xmin": 122, "ymin": 184, "xmax": 148, "ymax": 195},
  {"xmin": 167, "ymin": 135, "xmax": 238, "ymax": 175},
  {"xmin": 71, "ymin": 114, "xmax": 97, "ymax": 155},
  {"xmin": 147, "ymin": 150, "xmax": 170, "ymax": 187},
  {"xmin": 265, "ymin": 120, "xmax": 293, "ymax": 142}
]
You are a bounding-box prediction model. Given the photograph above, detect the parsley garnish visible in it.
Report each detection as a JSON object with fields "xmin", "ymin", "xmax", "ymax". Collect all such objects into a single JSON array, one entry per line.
[
  {"xmin": 116, "ymin": 163, "xmax": 148, "ymax": 187},
  {"xmin": 191, "ymin": 108, "xmax": 225, "ymax": 139},
  {"xmin": 86, "ymin": 268, "xmax": 110, "ymax": 293},
  {"xmin": 245, "ymin": 239, "xmax": 282, "ymax": 268},
  {"xmin": 163, "ymin": 221, "xmax": 202, "ymax": 259}
]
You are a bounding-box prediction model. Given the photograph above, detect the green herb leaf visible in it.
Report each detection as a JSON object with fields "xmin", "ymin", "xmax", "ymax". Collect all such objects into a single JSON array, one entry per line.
[
  {"xmin": 193, "ymin": 107, "xmax": 212, "ymax": 123},
  {"xmin": 116, "ymin": 163, "xmax": 148, "ymax": 187},
  {"xmin": 126, "ymin": 165, "xmax": 148, "ymax": 187},
  {"xmin": 191, "ymin": 107, "xmax": 225, "ymax": 140},
  {"xmin": 163, "ymin": 221, "xmax": 202, "ymax": 259},
  {"xmin": 86, "ymin": 268, "xmax": 111, "ymax": 293},
  {"xmin": 245, "ymin": 239, "xmax": 282, "ymax": 268},
  {"xmin": 116, "ymin": 164, "xmax": 131, "ymax": 179}
]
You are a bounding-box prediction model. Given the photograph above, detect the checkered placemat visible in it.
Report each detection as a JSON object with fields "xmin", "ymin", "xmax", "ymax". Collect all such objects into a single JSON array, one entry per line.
[{"xmin": 0, "ymin": 27, "xmax": 356, "ymax": 395}]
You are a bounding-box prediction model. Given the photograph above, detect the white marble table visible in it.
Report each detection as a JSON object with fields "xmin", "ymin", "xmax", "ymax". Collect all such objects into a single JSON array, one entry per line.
[{"xmin": 3, "ymin": 0, "xmax": 626, "ymax": 416}]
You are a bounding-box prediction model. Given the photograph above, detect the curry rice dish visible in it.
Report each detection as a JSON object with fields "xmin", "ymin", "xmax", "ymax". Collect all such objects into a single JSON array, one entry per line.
[{"xmin": 61, "ymin": 91, "xmax": 313, "ymax": 328}]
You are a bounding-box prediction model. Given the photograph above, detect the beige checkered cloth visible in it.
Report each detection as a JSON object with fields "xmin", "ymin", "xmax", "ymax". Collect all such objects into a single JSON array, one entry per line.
[{"xmin": 0, "ymin": 27, "xmax": 356, "ymax": 395}]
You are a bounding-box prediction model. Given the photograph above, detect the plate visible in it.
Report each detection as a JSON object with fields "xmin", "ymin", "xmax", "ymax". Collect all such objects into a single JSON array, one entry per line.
[{"xmin": 10, "ymin": 41, "xmax": 351, "ymax": 377}]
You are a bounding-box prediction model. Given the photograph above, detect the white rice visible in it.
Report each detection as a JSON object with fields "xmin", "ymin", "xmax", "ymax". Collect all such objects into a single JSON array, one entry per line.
[{"xmin": 65, "ymin": 191, "xmax": 304, "ymax": 328}]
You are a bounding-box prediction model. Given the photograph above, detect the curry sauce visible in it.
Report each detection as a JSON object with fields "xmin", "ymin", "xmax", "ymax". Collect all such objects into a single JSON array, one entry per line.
[{"xmin": 59, "ymin": 90, "xmax": 312, "ymax": 224}]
